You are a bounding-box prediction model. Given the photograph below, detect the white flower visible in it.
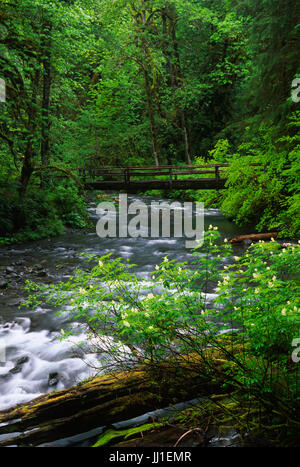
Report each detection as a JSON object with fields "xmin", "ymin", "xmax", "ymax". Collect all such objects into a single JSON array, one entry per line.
[
  {"xmin": 234, "ymin": 256, "xmax": 240, "ymax": 261},
  {"xmin": 145, "ymin": 312, "xmax": 150, "ymax": 318},
  {"xmin": 148, "ymin": 326, "xmax": 154, "ymax": 331},
  {"xmin": 253, "ymin": 273, "xmax": 259, "ymax": 279},
  {"xmin": 79, "ymin": 287, "xmax": 87, "ymax": 294},
  {"xmin": 213, "ymin": 226, "xmax": 218, "ymax": 231},
  {"xmin": 155, "ymin": 265, "xmax": 159, "ymax": 270},
  {"xmin": 271, "ymin": 237, "xmax": 275, "ymax": 242},
  {"xmin": 178, "ymin": 267, "xmax": 182, "ymax": 272},
  {"xmin": 254, "ymin": 288, "xmax": 260, "ymax": 294},
  {"xmin": 152, "ymin": 276, "xmax": 155, "ymax": 280},
  {"xmin": 294, "ymin": 306, "xmax": 298, "ymax": 312},
  {"xmin": 272, "ymin": 275, "xmax": 277, "ymax": 282},
  {"xmin": 98, "ymin": 260, "xmax": 103, "ymax": 267},
  {"xmin": 223, "ymin": 275, "xmax": 230, "ymax": 285},
  {"xmin": 266, "ymin": 267, "xmax": 270, "ymax": 270},
  {"xmin": 123, "ymin": 320, "xmax": 130, "ymax": 327},
  {"xmin": 224, "ymin": 238, "xmax": 228, "ymax": 243},
  {"xmin": 216, "ymin": 287, "xmax": 221, "ymax": 292},
  {"xmin": 147, "ymin": 293, "xmax": 154, "ymax": 299},
  {"xmin": 209, "ymin": 224, "xmax": 213, "ymax": 230},
  {"xmin": 163, "ymin": 256, "xmax": 168, "ymax": 262},
  {"xmin": 281, "ymin": 308, "xmax": 286, "ymax": 316},
  {"xmin": 268, "ymin": 282, "xmax": 274, "ymax": 288}
]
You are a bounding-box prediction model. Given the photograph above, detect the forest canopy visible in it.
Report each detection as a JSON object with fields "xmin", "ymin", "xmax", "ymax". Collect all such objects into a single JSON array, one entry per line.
[{"xmin": 0, "ymin": 0, "xmax": 299, "ymax": 241}]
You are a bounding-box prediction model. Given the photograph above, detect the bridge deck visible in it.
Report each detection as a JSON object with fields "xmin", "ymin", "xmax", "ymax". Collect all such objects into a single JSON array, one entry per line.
[{"xmin": 85, "ymin": 178, "xmax": 226, "ymax": 191}]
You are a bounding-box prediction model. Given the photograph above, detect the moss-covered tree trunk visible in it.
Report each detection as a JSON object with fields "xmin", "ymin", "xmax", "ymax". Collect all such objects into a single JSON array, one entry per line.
[{"xmin": 0, "ymin": 361, "xmax": 222, "ymax": 447}]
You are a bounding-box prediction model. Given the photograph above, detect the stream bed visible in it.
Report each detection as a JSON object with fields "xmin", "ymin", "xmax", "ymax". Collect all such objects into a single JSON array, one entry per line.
[{"xmin": 0, "ymin": 194, "xmax": 250, "ymax": 445}]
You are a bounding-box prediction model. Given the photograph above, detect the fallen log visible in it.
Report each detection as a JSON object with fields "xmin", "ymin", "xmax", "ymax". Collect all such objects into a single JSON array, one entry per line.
[
  {"xmin": 0, "ymin": 359, "xmax": 223, "ymax": 447},
  {"xmin": 230, "ymin": 232, "xmax": 278, "ymax": 244}
]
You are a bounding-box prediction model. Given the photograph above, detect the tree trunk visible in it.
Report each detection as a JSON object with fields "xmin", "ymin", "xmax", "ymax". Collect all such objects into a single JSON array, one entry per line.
[
  {"xmin": 143, "ymin": 68, "xmax": 160, "ymax": 167},
  {"xmin": 230, "ymin": 232, "xmax": 278, "ymax": 243},
  {"xmin": 166, "ymin": 3, "xmax": 192, "ymax": 164},
  {"xmin": 0, "ymin": 361, "xmax": 223, "ymax": 447},
  {"xmin": 140, "ymin": 8, "xmax": 160, "ymax": 167},
  {"xmin": 41, "ymin": 22, "xmax": 52, "ymax": 168},
  {"xmin": 181, "ymin": 112, "xmax": 192, "ymax": 164},
  {"xmin": 19, "ymin": 141, "xmax": 34, "ymax": 198},
  {"xmin": 18, "ymin": 68, "xmax": 40, "ymax": 198}
]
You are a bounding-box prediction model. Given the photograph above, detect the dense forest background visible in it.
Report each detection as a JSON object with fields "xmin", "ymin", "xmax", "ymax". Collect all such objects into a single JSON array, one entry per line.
[{"xmin": 0, "ymin": 0, "xmax": 299, "ymax": 243}]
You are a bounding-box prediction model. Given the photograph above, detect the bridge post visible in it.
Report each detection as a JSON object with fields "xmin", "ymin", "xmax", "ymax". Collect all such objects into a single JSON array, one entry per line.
[
  {"xmin": 169, "ymin": 167, "xmax": 173, "ymax": 189},
  {"xmin": 124, "ymin": 168, "xmax": 130, "ymax": 185},
  {"xmin": 215, "ymin": 166, "xmax": 220, "ymax": 189}
]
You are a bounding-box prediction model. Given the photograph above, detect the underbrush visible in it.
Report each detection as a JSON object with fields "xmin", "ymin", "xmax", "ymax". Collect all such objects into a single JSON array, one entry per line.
[
  {"xmin": 0, "ymin": 181, "xmax": 88, "ymax": 245},
  {"xmin": 25, "ymin": 229, "xmax": 300, "ymax": 445}
]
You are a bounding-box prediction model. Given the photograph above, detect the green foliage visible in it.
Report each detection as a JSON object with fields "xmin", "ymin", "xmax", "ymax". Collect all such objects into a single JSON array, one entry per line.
[
  {"xmin": 0, "ymin": 0, "xmax": 299, "ymax": 238},
  {"xmin": 220, "ymin": 121, "xmax": 300, "ymax": 236},
  {"xmin": 0, "ymin": 181, "xmax": 87, "ymax": 244},
  {"xmin": 24, "ymin": 229, "xmax": 300, "ymax": 420}
]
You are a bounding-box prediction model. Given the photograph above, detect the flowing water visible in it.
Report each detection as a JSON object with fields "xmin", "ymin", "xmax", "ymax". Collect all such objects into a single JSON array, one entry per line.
[{"xmin": 0, "ymin": 194, "xmax": 248, "ymax": 425}]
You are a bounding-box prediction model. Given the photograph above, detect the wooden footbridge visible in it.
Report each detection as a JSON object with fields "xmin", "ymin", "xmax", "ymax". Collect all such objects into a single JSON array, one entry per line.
[{"xmin": 79, "ymin": 163, "xmax": 261, "ymax": 192}]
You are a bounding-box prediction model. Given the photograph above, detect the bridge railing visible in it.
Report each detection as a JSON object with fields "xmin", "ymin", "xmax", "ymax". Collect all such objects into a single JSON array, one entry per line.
[{"xmin": 78, "ymin": 163, "xmax": 262, "ymax": 186}]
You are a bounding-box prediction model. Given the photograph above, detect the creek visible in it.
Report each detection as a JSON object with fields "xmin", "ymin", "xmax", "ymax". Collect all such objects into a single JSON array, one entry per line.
[{"xmin": 0, "ymin": 194, "xmax": 249, "ymax": 443}]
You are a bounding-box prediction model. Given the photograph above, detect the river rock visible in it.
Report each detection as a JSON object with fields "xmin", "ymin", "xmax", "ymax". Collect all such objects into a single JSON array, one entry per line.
[
  {"xmin": 36, "ymin": 270, "xmax": 48, "ymax": 277},
  {"xmin": 16, "ymin": 356, "xmax": 30, "ymax": 365},
  {"xmin": 9, "ymin": 356, "xmax": 30, "ymax": 375},
  {"xmin": 0, "ymin": 280, "xmax": 8, "ymax": 289},
  {"xmin": 48, "ymin": 372, "xmax": 59, "ymax": 387},
  {"xmin": 7, "ymin": 298, "xmax": 22, "ymax": 307},
  {"xmin": 5, "ymin": 267, "xmax": 14, "ymax": 275}
]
